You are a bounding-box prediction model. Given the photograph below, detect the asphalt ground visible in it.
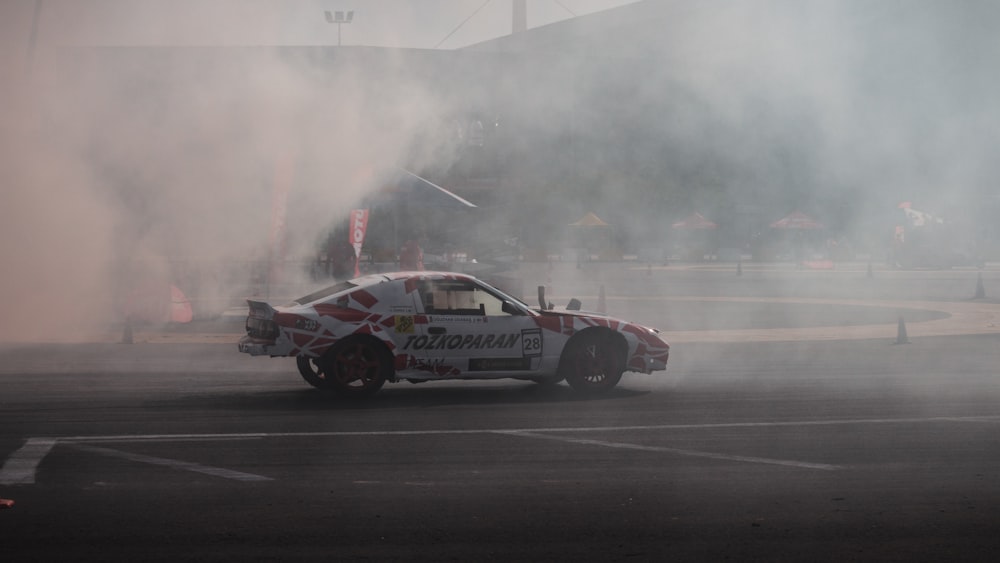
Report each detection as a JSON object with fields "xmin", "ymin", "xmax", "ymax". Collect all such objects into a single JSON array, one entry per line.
[{"xmin": 2, "ymin": 262, "xmax": 1000, "ymax": 561}]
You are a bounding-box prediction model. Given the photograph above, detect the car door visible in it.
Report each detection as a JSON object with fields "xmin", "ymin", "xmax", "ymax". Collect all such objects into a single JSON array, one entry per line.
[{"xmin": 415, "ymin": 278, "xmax": 542, "ymax": 376}]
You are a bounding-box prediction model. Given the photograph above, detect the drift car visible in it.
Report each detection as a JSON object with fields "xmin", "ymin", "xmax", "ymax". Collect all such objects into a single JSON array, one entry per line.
[{"xmin": 238, "ymin": 272, "xmax": 669, "ymax": 398}]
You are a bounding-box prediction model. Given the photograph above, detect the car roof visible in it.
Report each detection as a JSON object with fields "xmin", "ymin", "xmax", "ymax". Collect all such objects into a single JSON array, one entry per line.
[{"xmin": 357, "ymin": 271, "xmax": 478, "ymax": 284}]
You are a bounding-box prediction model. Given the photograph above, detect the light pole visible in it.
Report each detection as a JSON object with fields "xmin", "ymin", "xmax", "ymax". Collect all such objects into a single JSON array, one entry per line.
[{"xmin": 324, "ymin": 10, "xmax": 354, "ymax": 46}]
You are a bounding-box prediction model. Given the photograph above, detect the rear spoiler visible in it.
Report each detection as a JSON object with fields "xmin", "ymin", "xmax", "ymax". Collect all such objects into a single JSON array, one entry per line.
[{"xmin": 247, "ymin": 300, "xmax": 276, "ymax": 320}]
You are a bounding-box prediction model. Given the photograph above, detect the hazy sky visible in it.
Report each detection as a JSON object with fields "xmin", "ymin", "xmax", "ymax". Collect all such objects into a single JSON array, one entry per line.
[{"xmin": 1, "ymin": 1, "xmax": 639, "ymax": 52}]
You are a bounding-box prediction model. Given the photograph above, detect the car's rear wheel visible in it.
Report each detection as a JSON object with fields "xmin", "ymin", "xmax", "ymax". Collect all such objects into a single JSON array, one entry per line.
[
  {"xmin": 319, "ymin": 336, "xmax": 392, "ymax": 398},
  {"xmin": 296, "ymin": 357, "xmax": 330, "ymax": 389},
  {"xmin": 559, "ymin": 330, "xmax": 624, "ymax": 394}
]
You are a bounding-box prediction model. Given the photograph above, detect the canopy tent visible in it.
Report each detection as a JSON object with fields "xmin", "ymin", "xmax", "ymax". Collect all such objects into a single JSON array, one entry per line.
[
  {"xmin": 568, "ymin": 212, "xmax": 613, "ymax": 259},
  {"xmin": 671, "ymin": 212, "xmax": 718, "ymax": 230},
  {"xmin": 670, "ymin": 212, "xmax": 719, "ymax": 261},
  {"xmin": 569, "ymin": 212, "xmax": 610, "ymax": 227},
  {"xmin": 766, "ymin": 211, "xmax": 828, "ymax": 264},
  {"xmin": 770, "ymin": 211, "xmax": 824, "ymax": 230}
]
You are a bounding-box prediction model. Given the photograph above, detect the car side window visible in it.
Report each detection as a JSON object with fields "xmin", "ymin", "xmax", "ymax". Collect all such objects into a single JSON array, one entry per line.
[{"xmin": 419, "ymin": 280, "xmax": 509, "ymax": 316}]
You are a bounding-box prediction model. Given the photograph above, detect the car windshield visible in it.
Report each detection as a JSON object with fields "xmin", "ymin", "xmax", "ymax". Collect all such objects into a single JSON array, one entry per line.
[
  {"xmin": 476, "ymin": 280, "xmax": 533, "ymax": 313},
  {"xmin": 287, "ymin": 281, "xmax": 357, "ymax": 306}
]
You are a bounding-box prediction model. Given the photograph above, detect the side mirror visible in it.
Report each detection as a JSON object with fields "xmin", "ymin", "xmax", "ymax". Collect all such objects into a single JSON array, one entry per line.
[
  {"xmin": 567, "ymin": 298, "xmax": 582, "ymax": 311},
  {"xmin": 502, "ymin": 301, "xmax": 523, "ymax": 315}
]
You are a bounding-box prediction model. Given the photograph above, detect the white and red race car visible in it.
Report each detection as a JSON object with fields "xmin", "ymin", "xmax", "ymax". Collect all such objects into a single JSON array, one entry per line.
[{"xmin": 238, "ymin": 271, "xmax": 669, "ymax": 398}]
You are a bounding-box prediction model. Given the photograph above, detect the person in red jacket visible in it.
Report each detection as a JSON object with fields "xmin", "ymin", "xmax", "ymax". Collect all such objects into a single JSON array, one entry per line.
[{"xmin": 399, "ymin": 238, "xmax": 424, "ymax": 271}]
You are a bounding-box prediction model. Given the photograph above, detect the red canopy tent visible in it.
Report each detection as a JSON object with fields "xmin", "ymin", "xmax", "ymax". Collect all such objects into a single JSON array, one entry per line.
[
  {"xmin": 768, "ymin": 211, "xmax": 830, "ymax": 267},
  {"xmin": 670, "ymin": 212, "xmax": 719, "ymax": 261},
  {"xmin": 569, "ymin": 212, "xmax": 613, "ymax": 259},
  {"xmin": 671, "ymin": 212, "xmax": 718, "ymax": 230},
  {"xmin": 770, "ymin": 211, "xmax": 824, "ymax": 230}
]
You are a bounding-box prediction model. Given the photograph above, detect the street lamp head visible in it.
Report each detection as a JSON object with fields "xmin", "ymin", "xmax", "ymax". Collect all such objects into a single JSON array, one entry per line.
[
  {"xmin": 324, "ymin": 10, "xmax": 355, "ymax": 46},
  {"xmin": 325, "ymin": 10, "xmax": 354, "ymax": 24}
]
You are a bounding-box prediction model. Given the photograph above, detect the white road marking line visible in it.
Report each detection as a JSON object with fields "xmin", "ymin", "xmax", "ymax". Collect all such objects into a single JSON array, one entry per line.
[
  {"xmin": 8, "ymin": 415, "xmax": 999, "ymax": 485},
  {"xmin": 500, "ymin": 431, "xmax": 841, "ymax": 471},
  {"xmin": 73, "ymin": 436, "xmax": 264, "ymax": 443},
  {"xmin": 60, "ymin": 433, "xmax": 273, "ymax": 443},
  {"xmin": 50, "ymin": 415, "xmax": 1000, "ymax": 443},
  {"xmin": 940, "ymin": 416, "xmax": 1000, "ymax": 424},
  {"xmin": 68, "ymin": 443, "xmax": 273, "ymax": 482},
  {"xmin": 0, "ymin": 438, "xmax": 58, "ymax": 485}
]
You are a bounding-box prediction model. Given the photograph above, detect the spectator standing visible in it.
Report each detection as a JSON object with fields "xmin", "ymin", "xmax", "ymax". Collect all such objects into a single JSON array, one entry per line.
[{"xmin": 399, "ymin": 238, "xmax": 424, "ymax": 271}]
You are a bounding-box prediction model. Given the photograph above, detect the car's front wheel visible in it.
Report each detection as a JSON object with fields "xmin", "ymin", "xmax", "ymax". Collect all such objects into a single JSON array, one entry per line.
[
  {"xmin": 319, "ymin": 336, "xmax": 392, "ymax": 398},
  {"xmin": 559, "ymin": 330, "xmax": 624, "ymax": 394}
]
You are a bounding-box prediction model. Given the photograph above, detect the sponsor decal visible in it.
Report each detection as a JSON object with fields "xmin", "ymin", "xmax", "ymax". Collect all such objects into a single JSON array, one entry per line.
[
  {"xmin": 399, "ymin": 354, "xmax": 460, "ymax": 376},
  {"xmin": 395, "ymin": 315, "xmax": 415, "ymax": 334},
  {"xmin": 402, "ymin": 333, "xmax": 521, "ymax": 351},
  {"xmin": 294, "ymin": 318, "xmax": 320, "ymax": 332},
  {"xmin": 428, "ymin": 315, "xmax": 487, "ymax": 324}
]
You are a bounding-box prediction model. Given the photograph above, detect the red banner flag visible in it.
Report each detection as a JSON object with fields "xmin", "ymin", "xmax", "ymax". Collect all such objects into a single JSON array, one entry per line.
[{"xmin": 350, "ymin": 209, "xmax": 369, "ymax": 277}]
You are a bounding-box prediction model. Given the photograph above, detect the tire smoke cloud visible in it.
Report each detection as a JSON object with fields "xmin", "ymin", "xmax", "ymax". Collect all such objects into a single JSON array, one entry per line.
[{"xmin": 2, "ymin": 0, "xmax": 998, "ymax": 341}]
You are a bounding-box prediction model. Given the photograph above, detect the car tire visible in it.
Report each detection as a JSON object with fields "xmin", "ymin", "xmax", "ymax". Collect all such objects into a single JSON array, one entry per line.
[
  {"xmin": 319, "ymin": 336, "xmax": 392, "ymax": 398},
  {"xmin": 559, "ymin": 330, "xmax": 624, "ymax": 394},
  {"xmin": 296, "ymin": 357, "xmax": 330, "ymax": 389}
]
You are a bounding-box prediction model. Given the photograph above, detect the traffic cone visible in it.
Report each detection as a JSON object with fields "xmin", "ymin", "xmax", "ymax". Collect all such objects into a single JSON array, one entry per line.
[
  {"xmin": 737, "ymin": 260, "xmax": 743, "ymax": 276},
  {"xmin": 122, "ymin": 316, "xmax": 133, "ymax": 344},
  {"xmin": 597, "ymin": 285, "xmax": 607, "ymax": 314},
  {"xmin": 975, "ymin": 273, "xmax": 986, "ymax": 299},
  {"xmin": 894, "ymin": 316, "xmax": 910, "ymax": 345}
]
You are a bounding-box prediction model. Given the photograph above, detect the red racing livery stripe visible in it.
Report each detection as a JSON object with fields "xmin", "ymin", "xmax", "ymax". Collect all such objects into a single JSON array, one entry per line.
[{"xmin": 351, "ymin": 289, "xmax": 378, "ymax": 309}]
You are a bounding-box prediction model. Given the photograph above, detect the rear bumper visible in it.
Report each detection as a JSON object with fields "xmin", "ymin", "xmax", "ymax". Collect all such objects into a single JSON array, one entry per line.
[{"xmin": 238, "ymin": 335, "xmax": 276, "ymax": 356}]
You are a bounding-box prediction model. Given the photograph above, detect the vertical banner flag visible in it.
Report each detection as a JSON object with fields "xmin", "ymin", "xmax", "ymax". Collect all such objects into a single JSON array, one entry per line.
[{"xmin": 350, "ymin": 209, "xmax": 370, "ymax": 276}]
